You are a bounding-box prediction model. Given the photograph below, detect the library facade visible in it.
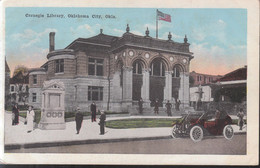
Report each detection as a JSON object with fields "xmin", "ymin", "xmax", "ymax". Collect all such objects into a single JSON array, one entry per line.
[{"xmin": 28, "ymin": 25, "xmax": 193, "ymax": 112}]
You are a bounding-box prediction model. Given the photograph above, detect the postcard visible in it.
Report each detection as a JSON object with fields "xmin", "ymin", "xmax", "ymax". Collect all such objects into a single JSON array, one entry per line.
[{"xmin": 0, "ymin": 0, "xmax": 259, "ymax": 165}]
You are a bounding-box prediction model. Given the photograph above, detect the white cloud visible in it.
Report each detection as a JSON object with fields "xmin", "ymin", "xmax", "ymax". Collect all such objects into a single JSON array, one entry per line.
[
  {"xmin": 70, "ymin": 24, "xmax": 99, "ymax": 37},
  {"xmin": 12, "ymin": 28, "xmax": 57, "ymax": 48}
]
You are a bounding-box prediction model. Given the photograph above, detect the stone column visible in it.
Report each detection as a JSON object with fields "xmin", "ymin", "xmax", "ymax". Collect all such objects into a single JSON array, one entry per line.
[
  {"xmin": 111, "ymin": 70, "xmax": 122, "ymax": 112},
  {"xmin": 122, "ymin": 66, "xmax": 133, "ymax": 101},
  {"xmin": 164, "ymin": 71, "xmax": 172, "ymax": 104},
  {"xmin": 122, "ymin": 66, "xmax": 133, "ymax": 111},
  {"xmin": 178, "ymin": 72, "xmax": 190, "ymax": 110},
  {"xmin": 141, "ymin": 69, "xmax": 150, "ymax": 108}
]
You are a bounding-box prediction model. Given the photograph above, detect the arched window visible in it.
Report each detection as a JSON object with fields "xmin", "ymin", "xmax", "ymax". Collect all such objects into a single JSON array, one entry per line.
[
  {"xmin": 133, "ymin": 61, "xmax": 142, "ymax": 74},
  {"xmin": 172, "ymin": 65, "xmax": 182, "ymax": 78},
  {"xmin": 150, "ymin": 58, "xmax": 165, "ymax": 77}
]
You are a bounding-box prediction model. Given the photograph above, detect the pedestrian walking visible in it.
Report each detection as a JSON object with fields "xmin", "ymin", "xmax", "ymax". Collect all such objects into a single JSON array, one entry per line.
[
  {"xmin": 99, "ymin": 111, "xmax": 106, "ymax": 135},
  {"xmin": 90, "ymin": 102, "xmax": 97, "ymax": 122},
  {"xmin": 175, "ymin": 99, "xmax": 181, "ymax": 111},
  {"xmin": 154, "ymin": 99, "xmax": 159, "ymax": 115},
  {"xmin": 75, "ymin": 107, "xmax": 83, "ymax": 134},
  {"xmin": 26, "ymin": 105, "xmax": 35, "ymax": 133},
  {"xmin": 237, "ymin": 108, "xmax": 244, "ymax": 130},
  {"xmin": 138, "ymin": 98, "xmax": 143, "ymax": 114},
  {"xmin": 12, "ymin": 103, "xmax": 19, "ymax": 125},
  {"xmin": 165, "ymin": 100, "xmax": 172, "ymax": 116}
]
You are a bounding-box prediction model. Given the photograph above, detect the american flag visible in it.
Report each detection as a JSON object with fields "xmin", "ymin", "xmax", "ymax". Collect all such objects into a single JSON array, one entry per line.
[{"xmin": 157, "ymin": 10, "xmax": 171, "ymax": 22}]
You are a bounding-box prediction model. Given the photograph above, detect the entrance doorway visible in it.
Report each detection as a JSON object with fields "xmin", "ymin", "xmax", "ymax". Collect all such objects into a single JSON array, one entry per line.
[
  {"xmin": 149, "ymin": 58, "xmax": 166, "ymax": 107},
  {"xmin": 132, "ymin": 60, "xmax": 143, "ymax": 101}
]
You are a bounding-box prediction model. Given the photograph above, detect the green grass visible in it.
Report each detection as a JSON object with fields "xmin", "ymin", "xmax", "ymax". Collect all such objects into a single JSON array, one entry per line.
[
  {"xmin": 106, "ymin": 118, "xmax": 182, "ymax": 129},
  {"xmin": 106, "ymin": 118, "xmax": 247, "ymax": 129}
]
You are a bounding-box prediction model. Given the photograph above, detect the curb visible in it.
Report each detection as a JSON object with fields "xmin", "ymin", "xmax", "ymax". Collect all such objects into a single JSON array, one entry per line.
[
  {"xmin": 5, "ymin": 135, "xmax": 172, "ymax": 150},
  {"xmin": 5, "ymin": 131, "xmax": 246, "ymax": 150}
]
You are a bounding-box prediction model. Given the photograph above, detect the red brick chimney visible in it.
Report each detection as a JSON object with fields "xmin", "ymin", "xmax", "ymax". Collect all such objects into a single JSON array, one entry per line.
[{"xmin": 49, "ymin": 32, "xmax": 55, "ymax": 52}]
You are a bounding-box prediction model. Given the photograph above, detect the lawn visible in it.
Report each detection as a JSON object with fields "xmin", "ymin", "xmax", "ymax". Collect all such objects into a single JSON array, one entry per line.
[
  {"xmin": 105, "ymin": 118, "xmax": 247, "ymax": 129},
  {"xmin": 106, "ymin": 118, "xmax": 182, "ymax": 129}
]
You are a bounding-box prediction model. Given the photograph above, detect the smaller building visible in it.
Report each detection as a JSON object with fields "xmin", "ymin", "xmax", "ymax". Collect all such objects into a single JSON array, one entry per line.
[
  {"xmin": 189, "ymin": 66, "xmax": 247, "ymax": 114},
  {"xmin": 28, "ymin": 68, "xmax": 47, "ymax": 108},
  {"xmin": 190, "ymin": 71, "xmax": 222, "ymax": 86},
  {"xmin": 9, "ymin": 71, "xmax": 29, "ymax": 105}
]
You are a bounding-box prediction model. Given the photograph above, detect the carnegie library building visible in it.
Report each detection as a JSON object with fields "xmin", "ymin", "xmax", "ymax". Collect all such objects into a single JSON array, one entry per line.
[{"xmin": 28, "ymin": 25, "xmax": 193, "ymax": 113}]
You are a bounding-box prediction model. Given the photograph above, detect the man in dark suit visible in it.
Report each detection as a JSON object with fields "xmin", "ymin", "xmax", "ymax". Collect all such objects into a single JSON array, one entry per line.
[
  {"xmin": 75, "ymin": 107, "xmax": 83, "ymax": 134},
  {"xmin": 99, "ymin": 111, "xmax": 106, "ymax": 135},
  {"xmin": 154, "ymin": 99, "xmax": 159, "ymax": 115},
  {"xmin": 138, "ymin": 98, "xmax": 143, "ymax": 114},
  {"xmin": 90, "ymin": 102, "xmax": 97, "ymax": 122}
]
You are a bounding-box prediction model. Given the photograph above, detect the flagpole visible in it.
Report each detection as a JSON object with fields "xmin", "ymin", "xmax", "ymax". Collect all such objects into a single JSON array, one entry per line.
[{"xmin": 156, "ymin": 9, "xmax": 158, "ymax": 39}]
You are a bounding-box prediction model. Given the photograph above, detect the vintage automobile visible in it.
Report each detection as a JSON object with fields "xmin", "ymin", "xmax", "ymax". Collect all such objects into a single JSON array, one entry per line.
[{"xmin": 171, "ymin": 111, "xmax": 234, "ymax": 142}]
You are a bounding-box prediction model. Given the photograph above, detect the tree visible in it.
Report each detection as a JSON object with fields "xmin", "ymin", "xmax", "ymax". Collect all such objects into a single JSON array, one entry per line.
[
  {"xmin": 11, "ymin": 65, "xmax": 29, "ymax": 105},
  {"xmin": 13, "ymin": 65, "xmax": 28, "ymax": 77}
]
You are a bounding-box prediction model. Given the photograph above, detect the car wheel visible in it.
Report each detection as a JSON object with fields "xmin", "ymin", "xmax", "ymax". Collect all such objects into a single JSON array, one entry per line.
[
  {"xmin": 190, "ymin": 125, "xmax": 203, "ymax": 142},
  {"xmin": 223, "ymin": 125, "xmax": 234, "ymax": 140},
  {"xmin": 171, "ymin": 125, "xmax": 179, "ymax": 139}
]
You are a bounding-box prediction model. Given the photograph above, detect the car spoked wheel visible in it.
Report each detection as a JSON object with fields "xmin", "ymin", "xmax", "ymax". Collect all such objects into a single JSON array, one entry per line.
[
  {"xmin": 171, "ymin": 125, "xmax": 179, "ymax": 139},
  {"xmin": 190, "ymin": 125, "xmax": 203, "ymax": 142},
  {"xmin": 223, "ymin": 125, "xmax": 234, "ymax": 140}
]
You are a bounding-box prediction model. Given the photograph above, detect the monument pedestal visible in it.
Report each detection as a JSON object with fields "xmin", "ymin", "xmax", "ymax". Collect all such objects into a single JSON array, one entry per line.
[{"xmin": 39, "ymin": 80, "xmax": 66, "ymax": 130}]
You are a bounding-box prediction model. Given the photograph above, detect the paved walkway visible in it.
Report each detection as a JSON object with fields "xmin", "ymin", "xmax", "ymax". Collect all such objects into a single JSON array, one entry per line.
[{"xmin": 4, "ymin": 112, "xmax": 246, "ymax": 149}]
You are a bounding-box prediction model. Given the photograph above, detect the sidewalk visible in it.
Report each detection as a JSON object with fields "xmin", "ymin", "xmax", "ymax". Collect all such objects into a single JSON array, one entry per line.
[{"xmin": 4, "ymin": 112, "xmax": 246, "ymax": 150}]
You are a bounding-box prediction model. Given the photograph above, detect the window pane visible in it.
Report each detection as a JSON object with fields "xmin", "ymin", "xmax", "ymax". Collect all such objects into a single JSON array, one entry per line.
[
  {"xmin": 60, "ymin": 59, "xmax": 64, "ymax": 72},
  {"xmin": 88, "ymin": 64, "xmax": 95, "ymax": 75},
  {"xmin": 153, "ymin": 62, "xmax": 160, "ymax": 76},
  {"xmin": 96, "ymin": 59, "xmax": 103, "ymax": 64},
  {"xmin": 162, "ymin": 64, "xmax": 165, "ymax": 76},
  {"xmin": 56, "ymin": 60, "xmax": 59, "ymax": 73},
  {"xmin": 138, "ymin": 62, "xmax": 142, "ymax": 74},
  {"xmin": 97, "ymin": 65, "xmax": 103, "ymax": 76},
  {"xmin": 100, "ymin": 90, "xmax": 103, "ymax": 101},
  {"xmin": 60, "ymin": 64, "xmax": 64, "ymax": 72},
  {"xmin": 89, "ymin": 58, "xmax": 95, "ymax": 63},
  {"xmin": 92, "ymin": 91, "xmax": 99, "ymax": 100}
]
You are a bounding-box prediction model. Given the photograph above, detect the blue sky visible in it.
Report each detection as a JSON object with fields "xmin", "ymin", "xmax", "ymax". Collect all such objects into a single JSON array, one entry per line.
[{"xmin": 5, "ymin": 8, "xmax": 247, "ymax": 76}]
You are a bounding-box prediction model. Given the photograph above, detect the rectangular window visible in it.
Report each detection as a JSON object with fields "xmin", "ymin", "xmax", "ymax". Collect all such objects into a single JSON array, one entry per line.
[
  {"xmin": 33, "ymin": 75, "xmax": 37, "ymax": 84},
  {"xmin": 55, "ymin": 59, "xmax": 64, "ymax": 73},
  {"xmin": 19, "ymin": 85, "xmax": 22, "ymax": 91},
  {"xmin": 11, "ymin": 86, "xmax": 14, "ymax": 92},
  {"xmin": 32, "ymin": 93, "xmax": 37, "ymax": 102},
  {"xmin": 88, "ymin": 58, "xmax": 104, "ymax": 76},
  {"xmin": 88, "ymin": 86, "xmax": 103, "ymax": 101}
]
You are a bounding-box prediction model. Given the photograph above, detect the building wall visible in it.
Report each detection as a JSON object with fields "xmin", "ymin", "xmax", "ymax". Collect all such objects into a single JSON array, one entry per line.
[
  {"xmin": 28, "ymin": 87, "xmax": 42, "ymax": 108},
  {"xmin": 190, "ymin": 71, "xmax": 222, "ymax": 86},
  {"xmin": 29, "ymin": 73, "xmax": 47, "ymax": 88}
]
